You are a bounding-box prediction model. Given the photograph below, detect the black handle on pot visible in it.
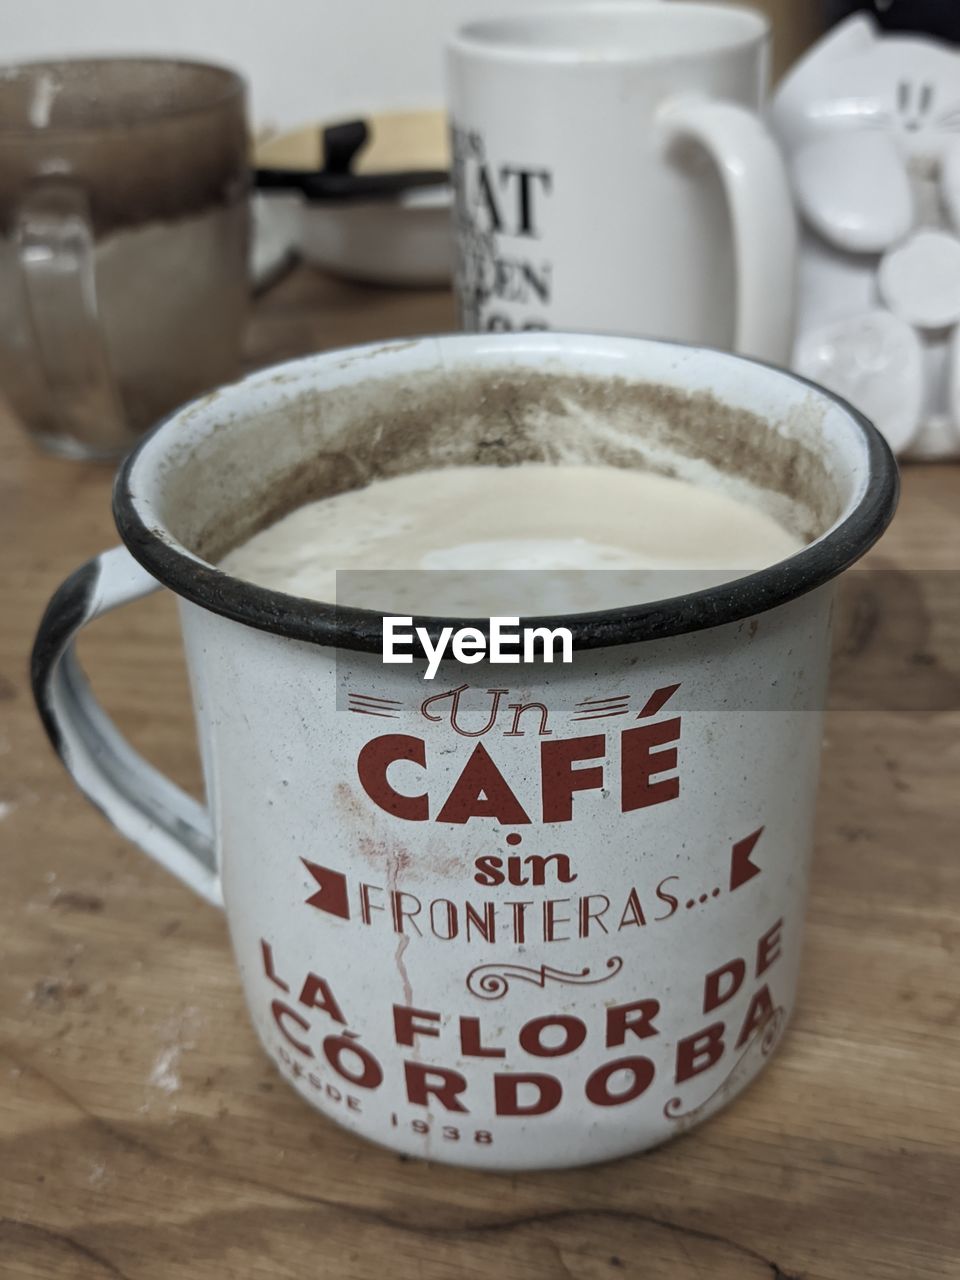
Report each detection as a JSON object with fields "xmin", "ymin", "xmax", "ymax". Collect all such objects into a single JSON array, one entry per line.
[
  {"xmin": 255, "ymin": 117, "xmax": 448, "ymax": 203},
  {"xmin": 255, "ymin": 166, "xmax": 449, "ymax": 202}
]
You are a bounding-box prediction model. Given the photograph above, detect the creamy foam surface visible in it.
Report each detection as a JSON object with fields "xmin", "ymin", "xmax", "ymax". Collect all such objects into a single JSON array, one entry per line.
[{"xmin": 220, "ymin": 464, "xmax": 805, "ymax": 615}]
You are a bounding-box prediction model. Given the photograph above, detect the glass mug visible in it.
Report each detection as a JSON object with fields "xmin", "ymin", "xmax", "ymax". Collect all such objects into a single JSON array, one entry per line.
[{"xmin": 0, "ymin": 58, "xmax": 250, "ymax": 459}]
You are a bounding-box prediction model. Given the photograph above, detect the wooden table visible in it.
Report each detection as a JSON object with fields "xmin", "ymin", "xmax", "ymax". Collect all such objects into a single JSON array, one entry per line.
[{"xmin": 2, "ymin": 269, "xmax": 958, "ymax": 1280}]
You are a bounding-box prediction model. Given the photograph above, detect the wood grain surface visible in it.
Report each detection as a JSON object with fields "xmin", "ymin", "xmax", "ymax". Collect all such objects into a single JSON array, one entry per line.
[{"xmin": 1, "ymin": 268, "xmax": 958, "ymax": 1280}]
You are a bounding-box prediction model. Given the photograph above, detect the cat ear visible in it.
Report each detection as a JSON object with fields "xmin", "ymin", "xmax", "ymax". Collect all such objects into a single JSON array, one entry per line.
[
  {"xmin": 773, "ymin": 16, "xmax": 879, "ymax": 145},
  {"xmin": 792, "ymin": 133, "xmax": 913, "ymax": 253},
  {"xmin": 778, "ymin": 12, "xmax": 878, "ymax": 93},
  {"xmin": 804, "ymin": 14, "xmax": 878, "ymax": 64}
]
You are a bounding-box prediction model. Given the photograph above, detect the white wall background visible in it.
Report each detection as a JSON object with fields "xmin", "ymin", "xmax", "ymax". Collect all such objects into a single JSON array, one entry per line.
[{"xmin": 0, "ymin": 0, "xmax": 592, "ymax": 131}]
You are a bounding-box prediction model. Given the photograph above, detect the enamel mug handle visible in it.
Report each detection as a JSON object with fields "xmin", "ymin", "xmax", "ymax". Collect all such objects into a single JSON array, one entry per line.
[
  {"xmin": 31, "ymin": 545, "xmax": 222, "ymax": 907},
  {"xmin": 659, "ymin": 96, "xmax": 798, "ymax": 365}
]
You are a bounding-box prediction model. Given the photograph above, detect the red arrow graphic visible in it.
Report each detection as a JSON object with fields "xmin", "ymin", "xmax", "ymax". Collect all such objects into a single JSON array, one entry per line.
[
  {"xmin": 729, "ymin": 827, "xmax": 764, "ymax": 892},
  {"xmin": 302, "ymin": 860, "xmax": 350, "ymax": 920}
]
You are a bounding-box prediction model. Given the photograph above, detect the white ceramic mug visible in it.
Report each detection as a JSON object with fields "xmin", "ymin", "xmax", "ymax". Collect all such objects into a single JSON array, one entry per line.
[
  {"xmin": 447, "ymin": 2, "xmax": 798, "ymax": 363},
  {"xmin": 32, "ymin": 333, "xmax": 896, "ymax": 1170}
]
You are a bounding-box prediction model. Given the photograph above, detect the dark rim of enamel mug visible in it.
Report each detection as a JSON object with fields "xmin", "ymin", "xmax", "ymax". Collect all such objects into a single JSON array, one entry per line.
[{"xmin": 112, "ymin": 336, "xmax": 900, "ymax": 656}]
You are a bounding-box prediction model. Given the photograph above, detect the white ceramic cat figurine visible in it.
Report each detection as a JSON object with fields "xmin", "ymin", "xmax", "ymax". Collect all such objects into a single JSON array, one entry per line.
[{"xmin": 773, "ymin": 14, "xmax": 960, "ymax": 458}]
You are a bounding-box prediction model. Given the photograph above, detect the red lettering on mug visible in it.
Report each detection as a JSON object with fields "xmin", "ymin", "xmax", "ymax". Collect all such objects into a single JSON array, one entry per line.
[
  {"xmin": 494, "ymin": 1073, "xmax": 563, "ymax": 1116},
  {"xmin": 540, "ymin": 735, "xmax": 605, "ymax": 822},
  {"xmin": 606, "ymin": 999, "xmax": 660, "ymax": 1046},
  {"xmin": 654, "ymin": 876, "xmax": 680, "ymax": 920},
  {"xmin": 460, "ymin": 1016, "xmax": 506, "ymax": 1058},
  {"xmin": 261, "ymin": 940, "xmax": 289, "ymax": 992},
  {"xmin": 585, "ymin": 1057, "xmax": 655, "ymax": 1107},
  {"xmin": 358, "ymin": 734, "xmax": 428, "ymax": 821},
  {"xmin": 579, "ymin": 893, "xmax": 610, "ymax": 937},
  {"xmin": 436, "ymin": 743, "xmax": 531, "ymax": 825},
  {"xmin": 393, "ymin": 1005, "xmax": 442, "ymax": 1047},
  {"xmin": 271, "ymin": 999, "xmax": 313, "ymax": 1057},
  {"xmin": 676, "ymin": 1023, "xmax": 725, "ymax": 1083},
  {"xmin": 518, "ymin": 1015, "xmax": 587, "ymax": 1058},
  {"xmin": 621, "ymin": 720, "xmax": 681, "ymax": 811},
  {"xmin": 736, "ymin": 984, "xmax": 776, "ymax": 1049},
  {"xmin": 618, "ymin": 888, "xmax": 647, "ymax": 929},
  {"xmin": 298, "ymin": 973, "xmax": 347, "ymax": 1025},
  {"xmin": 542, "ymin": 897, "xmax": 572, "ymax": 942},
  {"xmin": 404, "ymin": 1062, "xmax": 469, "ymax": 1112},
  {"xmin": 322, "ymin": 1033, "xmax": 383, "ymax": 1089},
  {"xmin": 757, "ymin": 919, "xmax": 783, "ymax": 976},
  {"xmin": 703, "ymin": 959, "xmax": 747, "ymax": 1014}
]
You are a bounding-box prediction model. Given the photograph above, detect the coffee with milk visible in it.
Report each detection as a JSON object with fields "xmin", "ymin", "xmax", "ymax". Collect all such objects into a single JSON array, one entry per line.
[{"xmin": 221, "ymin": 463, "xmax": 803, "ymax": 616}]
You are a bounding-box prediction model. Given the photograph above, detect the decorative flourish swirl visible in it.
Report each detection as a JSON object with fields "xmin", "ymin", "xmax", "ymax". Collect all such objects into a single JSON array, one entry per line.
[
  {"xmin": 466, "ymin": 956, "xmax": 624, "ymax": 1001},
  {"xmin": 664, "ymin": 1006, "xmax": 786, "ymax": 1123}
]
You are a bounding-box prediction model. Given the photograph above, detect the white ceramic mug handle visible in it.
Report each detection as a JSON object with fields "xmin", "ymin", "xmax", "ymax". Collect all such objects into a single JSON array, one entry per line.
[
  {"xmin": 31, "ymin": 545, "xmax": 222, "ymax": 906},
  {"xmin": 659, "ymin": 96, "xmax": 798, "ymax": 365}
]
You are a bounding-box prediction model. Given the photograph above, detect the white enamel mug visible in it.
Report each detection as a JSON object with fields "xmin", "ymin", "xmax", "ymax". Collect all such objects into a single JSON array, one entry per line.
[
  {"xmin": 447, "ymin": 2, "xmax": 798, "ymax": 363},
  {"xmin": 32, "ymin": 333, "xmax": 896, "ymax": 1170}
]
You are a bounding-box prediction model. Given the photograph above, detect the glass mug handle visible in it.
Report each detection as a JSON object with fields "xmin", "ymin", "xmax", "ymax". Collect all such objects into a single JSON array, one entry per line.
[
  {"xmin": 15, "ymin": 178, "xmax": 134, "ymax": 455},
  {"xmin": 658, "ymin": 96, "xmax": 799, "ymax": 366},
  {"xmin": 31, "ymin": 545, "xmax": 222, "ymax": 906}
]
